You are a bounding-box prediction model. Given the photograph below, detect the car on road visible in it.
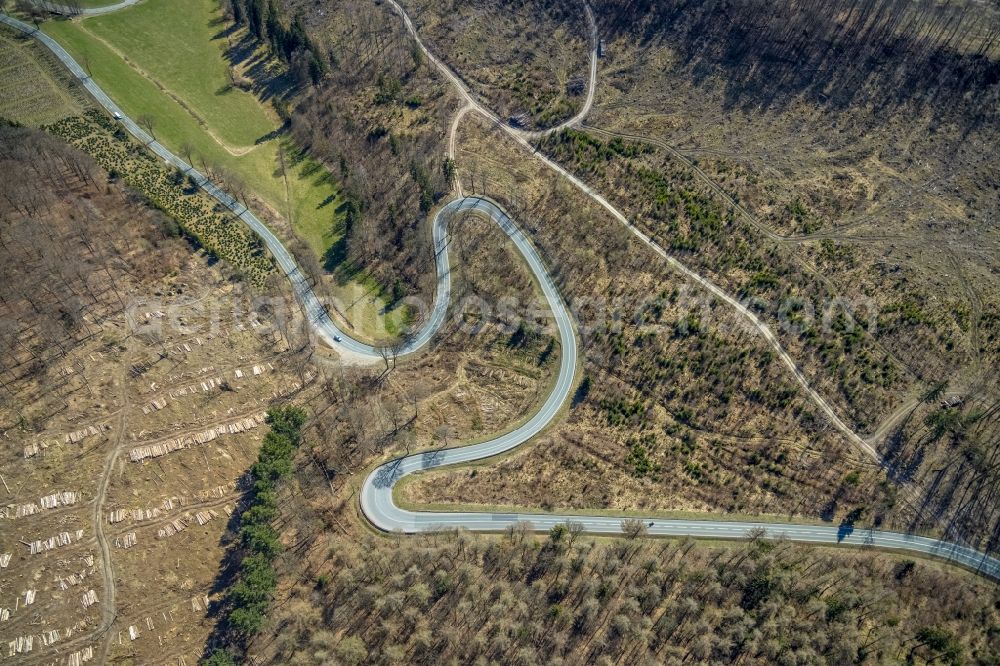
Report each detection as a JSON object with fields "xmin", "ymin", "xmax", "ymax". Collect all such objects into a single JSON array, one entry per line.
[
  {"xmin": 333, "ymin": 335, "xmax": 342, "ymax": 342},
  {"xmin": 112, "ymin": 111, "xmax": 122, "ymax": 120}
]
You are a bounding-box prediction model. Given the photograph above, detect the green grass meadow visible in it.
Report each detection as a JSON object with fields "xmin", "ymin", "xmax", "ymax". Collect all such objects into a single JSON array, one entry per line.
[{"xmin": 43, "ymin": 0, "xmax": 407, "ymax": 339}]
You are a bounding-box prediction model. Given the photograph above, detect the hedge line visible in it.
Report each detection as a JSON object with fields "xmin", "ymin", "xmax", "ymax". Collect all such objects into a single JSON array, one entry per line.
[{"xmin": 205, "ymin": 404, "xmax": 307, "ymax": 665}]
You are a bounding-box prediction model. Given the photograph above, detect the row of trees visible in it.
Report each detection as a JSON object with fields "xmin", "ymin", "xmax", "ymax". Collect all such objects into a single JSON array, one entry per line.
[{"xmin": 205, "ymin": 404, "xmax": 308, "ymax": 664}]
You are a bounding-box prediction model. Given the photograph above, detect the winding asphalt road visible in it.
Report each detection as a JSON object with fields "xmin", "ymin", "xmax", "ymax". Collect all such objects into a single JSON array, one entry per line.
[
  {"xmin": 29, "ymin": 0, "xmax": 141, "ymax": 16},
  {"xmin": 0, "ymin": 12, "xmax": 382, "ymax": 364},
  {"xmin": 387, "ymin": 0, "xmax": 893, "ymax": 470},
  {"xmin": 6, "ymin": 8, "xmax": 1000, "ymax": 584}
]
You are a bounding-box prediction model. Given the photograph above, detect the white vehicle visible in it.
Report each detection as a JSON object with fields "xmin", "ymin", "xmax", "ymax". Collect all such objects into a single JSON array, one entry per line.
[{"xmin": 112, "ymin": 111, "xmax": 122, "ymax": 120}]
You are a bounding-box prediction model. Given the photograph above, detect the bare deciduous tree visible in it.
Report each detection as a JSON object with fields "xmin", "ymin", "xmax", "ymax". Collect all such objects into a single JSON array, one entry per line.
[
  {"xmin": 621, "ymin": 518, "xmax": 647, "ymax": 540},
  {"xmin": 137, "ymin": 113, "xmax": 156, "ymax": 140}
]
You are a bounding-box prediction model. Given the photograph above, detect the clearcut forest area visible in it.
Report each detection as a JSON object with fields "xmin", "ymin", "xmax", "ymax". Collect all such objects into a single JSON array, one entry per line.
[{"xmin": 1, "ymin": 0, "xmax": 999, "ymax": 664}]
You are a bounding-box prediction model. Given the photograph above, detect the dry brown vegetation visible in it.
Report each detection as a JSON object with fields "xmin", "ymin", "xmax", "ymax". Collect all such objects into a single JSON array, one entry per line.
[
  {"xmin": 47, "ymin": 111, "xmax": 276, "ymax": 288},
  {"xmin": 229, "ymin": 201, "xmax": 999, "ymax": 663},
  {"xmin": 396, "ymin": 0, "xmax": 591, "ymax": 129},
  {"xmin": 0, "ymin": 27, "xmax": 88, "ymax": 126},
  {"xmin": 537, "ymin": 127, "xmax": 913, "ymax": 429},
  {"xmin": 256, "ymin": 459, "xmax": 1000, "ymax": 666},
  {"xmin": 555, "ymin": 0, "xmax": 1000, "ymax": 551},
  {"xmin": 326, "ymin": 0, "xmax": 1000, "ymax": 556},
  {"xmin": 405, "ymin": 115, "xmax": 901, "ymax": 529},
  {"xmin": 583, "ymin": 0, "xmax": 1000, "ymax": 393},
  {"xmin": 8, "ymin": 0, "xmax": 1000, "ymax": 661},
  {"xmin": 0, "ymin": 125, "xmax": 182, "ymax": 425},
  {"xmin": 0, "ymin": 125, "xmax": 308, "ymax": 664},
  {"xmin": 304, "ymin": 205, "xmax": 559, "ymax": 479},
  {"xmin": 881, "ymin": 384, "xmax": 1000, "ymax": 556}
]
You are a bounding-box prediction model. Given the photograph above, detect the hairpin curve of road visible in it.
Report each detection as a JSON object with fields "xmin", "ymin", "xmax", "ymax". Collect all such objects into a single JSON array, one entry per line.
[{"xmin": 3, "ymin": 9, "xmax": 999, "ymax": 590}]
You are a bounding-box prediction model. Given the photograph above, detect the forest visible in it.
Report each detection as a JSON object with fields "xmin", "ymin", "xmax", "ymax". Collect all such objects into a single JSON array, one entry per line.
[
  {"xmin": 224, "ymin": 0, "xmax": 455, "ymax": 309},
  {"xmin": 227, "ymin": 0, "xmax": 1000, "ymax": 641},
  {"xmin": 229, "ymin": 0, "xmax": 328, "ymax": 85},
  {"xmin": 5, "ymin": 0, "xmax": 998, "ymax": 661},
  {"xmin": 0, "ymin": 123, "xmax": 190, "ymax": 427},
  {"xmin": 592, "ymin": 0, "xmax": 1000, "ymax": 132},
  {"xmin": 259, "ymin": 464, "xmax": 1000, "ymax": 665}
]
